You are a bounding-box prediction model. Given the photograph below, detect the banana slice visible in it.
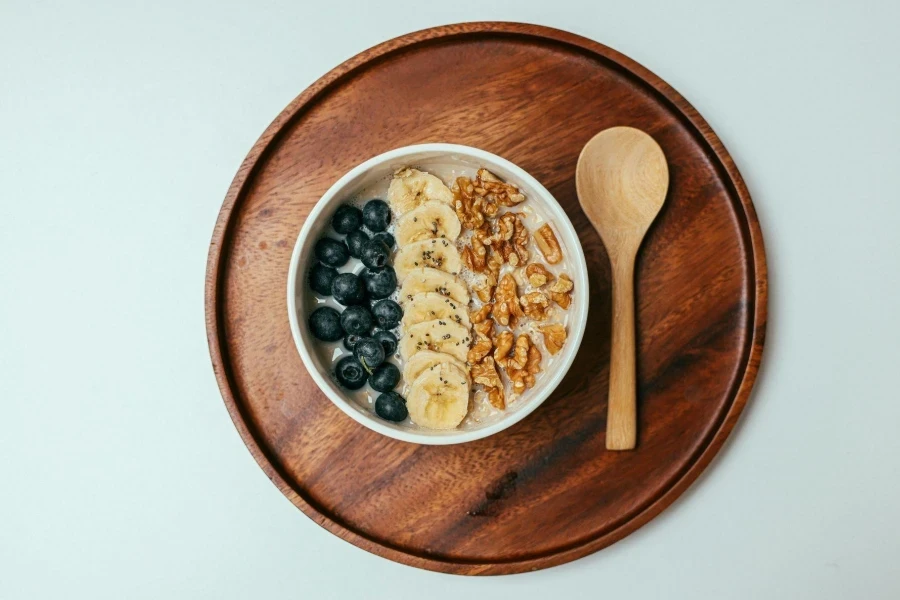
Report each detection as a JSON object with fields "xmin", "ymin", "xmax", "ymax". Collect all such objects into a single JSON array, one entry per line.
[
  {"xmin": 406, "ymin": 363, "xmax": 470, "ymax": 430},
  {"xmin": 403, "ymin": 350, "xmax": 471, "ymax": 387},
  {"xmin": 388, "ymin": 168, "xmax": 454, "ymax": 214},
  {"xmin": 395, "ymin": 201, "xmax": 461, "ymax": 246},
  {"xmin": 401, "ymin": 292, "xmax": 470, "ymax": 330},
  {"xmin": 399, "ymin": 267, "xmax": 469, "ymax": 306},
  {"xmin": 394, "ymin": 238, "xmax": 462, "ymax": 281},
  {"xmin": 399, "ymin": 319, "xmax": 471, "ymax": 363}
]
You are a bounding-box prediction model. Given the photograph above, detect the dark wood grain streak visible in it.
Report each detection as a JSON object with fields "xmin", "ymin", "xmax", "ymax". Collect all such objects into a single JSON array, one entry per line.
[{"xmin": 205, "ymin": 22, "xmax": 767, "ymax": 575}]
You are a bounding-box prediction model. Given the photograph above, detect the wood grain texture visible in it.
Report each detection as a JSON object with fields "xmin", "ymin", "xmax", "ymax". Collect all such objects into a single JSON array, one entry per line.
[
  {"xmin": 577, "ymin": 127, "xmax": 670, "ymax": 450},
  {"xmin": 205, "ymin": 22, "xmax": 767, "ymax": 575}
]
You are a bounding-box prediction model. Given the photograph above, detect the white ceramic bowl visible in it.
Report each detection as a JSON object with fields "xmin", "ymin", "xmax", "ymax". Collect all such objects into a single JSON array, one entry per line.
[{"xmin": 287, "ymin": 144, "xmax": 588, "ymax": 444}]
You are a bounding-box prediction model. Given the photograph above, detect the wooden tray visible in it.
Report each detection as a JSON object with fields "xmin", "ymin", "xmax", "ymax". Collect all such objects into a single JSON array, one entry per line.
[{"xmin": 205, "ymin": 22, "xmax": 767, "ymax": 575}]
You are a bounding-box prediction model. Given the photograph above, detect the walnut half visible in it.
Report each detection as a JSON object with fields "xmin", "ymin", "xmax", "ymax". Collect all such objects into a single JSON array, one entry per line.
[
  {"xmin": 472, "ymin": 273, "xmax": 495, "ymax": 303},
  {"xmin": 471, "ymin": 356, "xmax": 502, "ymax": 389},
  {"xmin": 477, "ymin": 168, "xmax": 525, "ymax": 207},
  {"xmin": 535, "ymin": 224, "xmax": 563, "ymax": 264},
  {"xmin": 520, "ymin": 291, "xmax": 552, "ymax": 321},
  {"xmin": 495, "ymin": 332, "xmax": 530, "ymax": 371},
  {"xmin": 471, "ymin": 357, "xmax": 505, "ymax": 409},
  {"xmin": 492, "ymin": 273, "xmax": 524, "ymax": 327},
  {"xmin": 510, "ymin": 213, "xmax": 529, "ymax": 266},
  {"xmin": 493, "ymin": 330, "xmax": 514, "ymax": 368},
  {"xmin": 508, "ymin": 334, "xmax": 530, "ymax": 370},
  {"xmin": 539, "ymin": 323, "xmax": 567, "ymax": 355},
  {"xmin": 490, "ymin": 212, "xmax": 516, "ymax": 244},
  {"xmin": 525, "ymin": 263, "xmax": 554, "ymax": 287},
  {"xmin": 453, "ymin": 176, "xmax": 486, "ymax": 230},
  {"xmin": 468, "ymin": 319, "xmax": 495, "ymax": 364},
  {"xmin": 485, "ymin": 245, "xmax": 504, "ymax": 282},
  {"xmin": 548, "ymin": 273, "xmax": 574, "ymax": 309},
  {"xmin": 469, "ymin": 304, "xmax": 492, "ymax": 324},
  {"xmin": 488, "ymin": 212, "xmax": 529, "ymax": 268},
  {"xmin": 508, "ymin": 343, "xmax": 542, "ymax": 394}
]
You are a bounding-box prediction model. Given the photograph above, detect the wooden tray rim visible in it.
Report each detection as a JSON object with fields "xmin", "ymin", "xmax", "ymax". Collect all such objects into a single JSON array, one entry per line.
[{"xmin": 204, "ymin": 21, "xmax": 768, "ymax": 575}]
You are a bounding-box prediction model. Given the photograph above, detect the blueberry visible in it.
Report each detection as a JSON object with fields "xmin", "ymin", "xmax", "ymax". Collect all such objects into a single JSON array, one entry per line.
[
  {"xmin": 345, "ymin": 229, "xmax": 369, "ymax": 259},
  {"xmin": 373, "ymin": 330, "xmax": 398, "ymax": 356},
  {"xmin": 334, "ymin": 355, "xmax": 367, "ymax": 390},
  {"xmin": 331, "ymin": 272, "xmax": 365, "ymax": 306},
  {"xmin": 375, "ymin": 392, "xmax": 408, "ymax": 422},
  {"xmin": 308, "ymin": 262, "xmax": 337, "ymax": 296},
  {"xmin": 340, "ymin": 305, "xmax": 373, "ymax": 336},
  {"xmin": 361, "ymin": 266, "xmax": 397, "ymax": 300},
  {"xmin": 360, "ymin": 239, "xmax": 390, "ymax": 269},
  {"xmin": 372, "ymin": 232, "xmax": 395, "ymax": 249},
  {"xmin": 315, "ymin": 237, "xmax": 349, "ymax": 267},
  {"xmin": 308, "ymin": 307, "xmax": 342, "ymax": 342},
  {"xmin": 369, "ymin": 362, "xmax": 401, "ymax": 393},
  {"xmin": 343, "ymin": 333, "xmax": 362, "ymax": 352},
  {"xmin": 362, "ymin": 199, "xmax": 391, "ymax": 232},
  {"xmin": 354, "ymin": 337, "xmax": 385, "ymax": 372},
  {"xmin": 331, "ymin": 204, "xmax": 362, "ymax": 234},
  {"xmin": 372, "ymin": 299, "xmax": 403, "ymax": 329}
]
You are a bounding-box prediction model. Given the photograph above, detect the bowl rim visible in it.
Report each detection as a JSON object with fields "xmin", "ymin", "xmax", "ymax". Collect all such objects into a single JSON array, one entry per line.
[{"xmin": 286, "ymin": 143, "xmax": 589, "ymax": 444}]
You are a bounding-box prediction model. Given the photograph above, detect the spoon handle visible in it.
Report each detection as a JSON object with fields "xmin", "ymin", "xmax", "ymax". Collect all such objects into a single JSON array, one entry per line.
[{"xmin": 607, "ymin": 257, "xmax": 637, "ymax": 450}]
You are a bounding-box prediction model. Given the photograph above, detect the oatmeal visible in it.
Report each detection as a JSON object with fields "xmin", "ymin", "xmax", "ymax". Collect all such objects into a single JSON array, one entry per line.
[{"xmin": 303, "ymin": 164, "xmax": 576, "ymax": 430}]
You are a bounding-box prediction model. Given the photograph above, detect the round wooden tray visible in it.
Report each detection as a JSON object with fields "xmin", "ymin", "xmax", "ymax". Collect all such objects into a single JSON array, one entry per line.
[{"xmin": 205, "ymin": 22, "xmax": 767, "ymax": 575}]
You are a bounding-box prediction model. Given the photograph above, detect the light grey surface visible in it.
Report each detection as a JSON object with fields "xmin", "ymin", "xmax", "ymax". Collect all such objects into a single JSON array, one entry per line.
[{"xmin": 2, "ymin": 0, "xmax": 899, "ymax": 598}]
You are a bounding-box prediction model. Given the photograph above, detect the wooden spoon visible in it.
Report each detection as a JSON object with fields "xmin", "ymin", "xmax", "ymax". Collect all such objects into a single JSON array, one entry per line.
[{"xmin": 576, "ymin": 127, "xmax": 669, "ymax": 450}]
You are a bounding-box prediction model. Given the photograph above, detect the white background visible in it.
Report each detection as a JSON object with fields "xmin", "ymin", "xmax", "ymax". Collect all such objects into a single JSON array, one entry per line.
[{"xmin": 2, "ymin": 0, "xmax": 899, "ymax": 598}]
